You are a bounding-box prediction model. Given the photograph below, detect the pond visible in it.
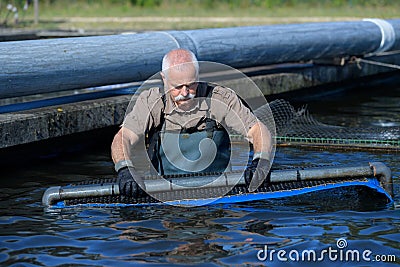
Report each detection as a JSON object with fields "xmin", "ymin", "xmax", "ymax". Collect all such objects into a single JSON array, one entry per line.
[{"xmin": 0, "ymin": 84, "xmax": 399, "ymax": 266}]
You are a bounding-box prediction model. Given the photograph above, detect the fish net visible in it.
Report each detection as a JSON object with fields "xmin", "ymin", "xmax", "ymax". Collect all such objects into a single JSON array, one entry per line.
[
  {"xmin": 255, "ymin": 99, "xmax": 400, "ymax": 150},
  {"xmin": 63, "ymin": 161, "xmax": 389, "ymax": 207},
  {"xmin": 62, "ymin": 175, "xmax": 388, "ymax": 208}
]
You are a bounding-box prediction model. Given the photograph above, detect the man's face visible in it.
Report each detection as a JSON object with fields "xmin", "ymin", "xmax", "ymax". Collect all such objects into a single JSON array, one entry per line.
[{"xmin": 163, "ymin": 64, "xmax": 198, "ymax": 107}]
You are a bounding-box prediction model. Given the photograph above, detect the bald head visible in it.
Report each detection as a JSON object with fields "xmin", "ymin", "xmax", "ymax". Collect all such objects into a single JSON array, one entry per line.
[
  {"xmin": 161, "ymin": 49, "xmax": 199, "ymax": 80},
  {"xmin": 161, "ymin": 49, "xmax": 200, "ymax": 106}
]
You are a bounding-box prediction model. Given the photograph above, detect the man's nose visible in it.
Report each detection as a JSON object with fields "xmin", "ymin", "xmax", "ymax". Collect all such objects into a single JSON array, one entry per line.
[{"xmin": 180, "ymin": 86, "xmax": 189, "ymax": 96}]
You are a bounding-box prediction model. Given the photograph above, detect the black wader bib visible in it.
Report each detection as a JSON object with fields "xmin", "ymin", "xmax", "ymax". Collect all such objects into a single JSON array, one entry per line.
[{"xmin": 147, "ymin": 84, "xmax": 231, "ymax": 175}]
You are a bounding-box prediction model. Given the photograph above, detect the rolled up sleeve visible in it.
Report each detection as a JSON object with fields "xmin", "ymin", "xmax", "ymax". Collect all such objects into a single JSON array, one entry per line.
[{"xmin": 123, "ymin": 88, "xmax": 163, "ymax": 137}]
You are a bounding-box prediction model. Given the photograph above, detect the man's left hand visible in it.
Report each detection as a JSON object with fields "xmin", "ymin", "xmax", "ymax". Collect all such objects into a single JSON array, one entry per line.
[{"xmin": 244, "ymin": 158, "xmax": 271, "ymax": 192}]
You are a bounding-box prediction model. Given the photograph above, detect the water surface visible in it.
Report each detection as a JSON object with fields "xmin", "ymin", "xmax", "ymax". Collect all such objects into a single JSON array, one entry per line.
[{"xmin": 0, "ymin": 85, "xmax": 399, "ymax": 266}]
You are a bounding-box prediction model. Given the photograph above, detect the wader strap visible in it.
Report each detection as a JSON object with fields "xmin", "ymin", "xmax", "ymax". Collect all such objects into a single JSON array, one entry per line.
[{"xmin": 147, "ymin": 94, "xmax": 166, "ymax": 174}]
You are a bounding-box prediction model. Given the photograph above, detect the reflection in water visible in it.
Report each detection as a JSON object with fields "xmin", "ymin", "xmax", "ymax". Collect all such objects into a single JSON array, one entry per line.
[{"xmin": 0, "ymin": 84, "xmax": 399, "ymax": 266}]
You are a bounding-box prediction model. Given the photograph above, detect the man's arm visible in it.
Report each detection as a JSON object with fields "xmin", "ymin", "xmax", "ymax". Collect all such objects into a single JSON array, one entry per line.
[
  {"xmin": 247, "ymin": 121, "xmax": 273, "ymax": 159},
  {"xmin": 111, "ymin": 127, "xmax": 139, "ymax": 164},
  {"xmin": 245, "ymin": 121, "xmax": 273, "ymax": 191},
  {"xmin": 111, "ymin": 127, "xmax": 147, "ymax": 197}
]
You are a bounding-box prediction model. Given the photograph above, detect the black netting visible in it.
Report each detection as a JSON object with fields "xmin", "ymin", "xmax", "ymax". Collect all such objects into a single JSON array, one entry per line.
[
  {"xmin": 255, "ymin": 99, "xmax": 400, "ymax": 149},
  {"xmin": 64, "ymin": 176, "xmax": 370, "ymax": 206}
]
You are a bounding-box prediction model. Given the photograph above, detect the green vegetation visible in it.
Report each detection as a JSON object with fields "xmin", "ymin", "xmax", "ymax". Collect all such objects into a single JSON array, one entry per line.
[{"xmin": 1, "ymin": 0, "xmax": 399, "ymax": 30}]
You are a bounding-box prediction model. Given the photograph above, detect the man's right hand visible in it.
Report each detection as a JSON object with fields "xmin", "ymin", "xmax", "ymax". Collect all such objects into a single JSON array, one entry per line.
[
  {"xmin": 244, "ymin": 158, "xmax": 271, "ymax": 192},
  {"xmin": 117, "ymin": 167, "xmax": 146, "ymax": 198}
]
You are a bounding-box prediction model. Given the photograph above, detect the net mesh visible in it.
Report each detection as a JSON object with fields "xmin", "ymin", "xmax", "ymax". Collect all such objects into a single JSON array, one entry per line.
[
  {"xmin": 255, "ymin": 99, "xmax": 400, "ymax": 149},
  {"xmin": 64, "ymin": 172, "xmax": 373, "ymax": 206}
]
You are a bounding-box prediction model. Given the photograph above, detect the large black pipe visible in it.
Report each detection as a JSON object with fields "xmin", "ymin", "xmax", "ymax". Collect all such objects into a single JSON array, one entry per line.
[{"xmin": 1, "ymin": 19, "xmax": 400, "ymax": 99}]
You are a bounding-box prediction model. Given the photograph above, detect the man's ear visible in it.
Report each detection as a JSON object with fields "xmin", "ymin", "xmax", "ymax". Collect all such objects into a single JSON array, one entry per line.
[
  {"xmin": 160, "ymin": 71, "xmax": 169, "ymax": 94},
  {"xmin": 160, "ymin": 71, "xmax": 166, "ymax": 82}
]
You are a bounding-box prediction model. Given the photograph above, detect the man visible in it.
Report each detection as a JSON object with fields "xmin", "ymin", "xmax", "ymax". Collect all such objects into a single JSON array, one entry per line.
[{"xmin": 111, "ymin": 49, "xmax": 272, "ymax": 197}]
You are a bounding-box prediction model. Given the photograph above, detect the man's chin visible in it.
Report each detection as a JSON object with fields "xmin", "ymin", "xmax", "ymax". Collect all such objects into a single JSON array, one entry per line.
[
  {"xmin": 177, "ymin": 98, "xmax": 196, "ymax": 109},
  {"xmin": 177, "ymin": 100, "xmax": 189, "ymax": 106}
]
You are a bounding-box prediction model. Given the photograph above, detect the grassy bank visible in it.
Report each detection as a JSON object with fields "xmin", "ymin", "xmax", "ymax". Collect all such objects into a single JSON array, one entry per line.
[{"xmin": 2, "ymin": 0, "xmax": 399, "ymax": 31}]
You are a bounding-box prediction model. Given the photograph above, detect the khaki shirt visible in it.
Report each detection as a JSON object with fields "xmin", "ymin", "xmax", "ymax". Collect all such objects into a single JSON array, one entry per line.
[{"xmin": 123, "ymin": 83, "xmax": 258, "ymax": 137}]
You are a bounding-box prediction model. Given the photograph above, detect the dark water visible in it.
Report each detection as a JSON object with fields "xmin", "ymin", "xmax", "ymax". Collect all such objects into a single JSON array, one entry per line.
[{"xmin": 0, "ymin": 85, "xmax": 399, "ymax": 266}]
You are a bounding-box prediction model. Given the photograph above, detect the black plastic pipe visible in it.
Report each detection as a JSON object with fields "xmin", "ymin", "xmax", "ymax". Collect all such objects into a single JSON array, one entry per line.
[{"xmin": 2, "ymin": 19, "xmax": 400, "ymax": 99}]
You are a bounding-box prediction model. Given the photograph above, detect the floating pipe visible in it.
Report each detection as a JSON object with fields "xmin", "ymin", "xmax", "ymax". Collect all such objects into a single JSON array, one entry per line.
[
  {"xmin": 42, "ymin": 183, "xmax": 120, "ymax": 207},
  {"xmin": 42, "ymin": 162, "xmax": 393, "ymax": 206},
  {"xmin": 2, "ymin": 19, "xmax": 400, "ymax": 99},
  {"xmin": 369, "ymin": 161, "xmax": 393, "ymax": 197}
]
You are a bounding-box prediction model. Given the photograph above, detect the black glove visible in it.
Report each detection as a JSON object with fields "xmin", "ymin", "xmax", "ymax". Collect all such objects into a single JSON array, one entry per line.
[
  {"xmin": 117, "ymin": 167, "xmax": 146, "ymax": 198},
  {"xmin": 244, "ymin": 158, "xmax": 271, "ymax": 192}
]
